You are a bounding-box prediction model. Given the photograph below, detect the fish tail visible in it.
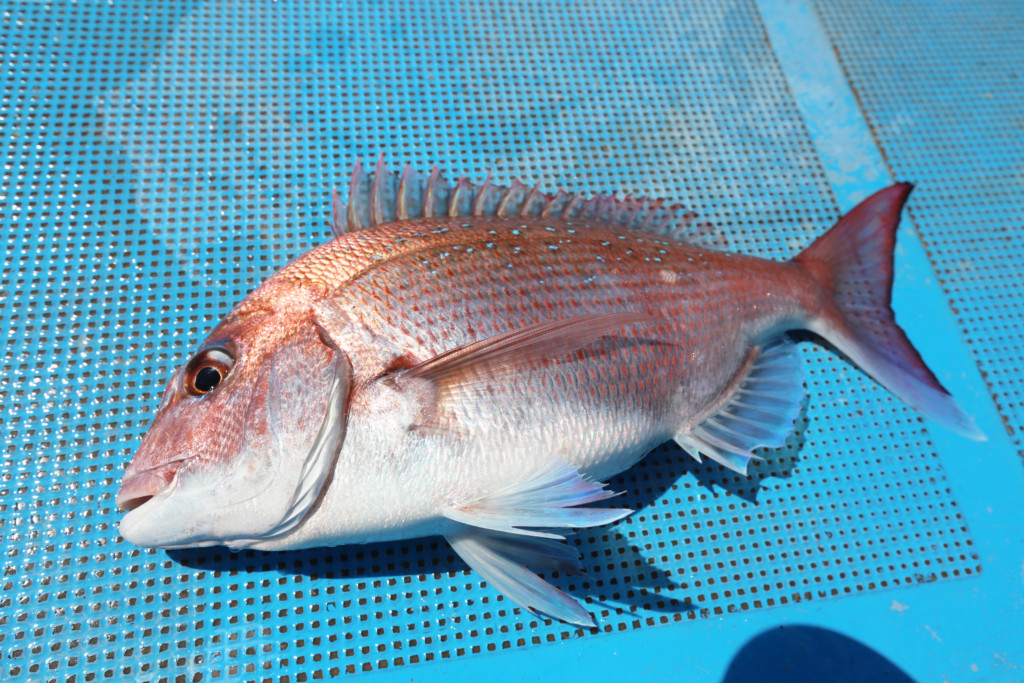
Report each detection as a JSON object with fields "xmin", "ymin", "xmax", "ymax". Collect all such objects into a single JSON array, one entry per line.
[{"xmin": 792, "ymin": 183, "xmax": 984, "ymax": 440}]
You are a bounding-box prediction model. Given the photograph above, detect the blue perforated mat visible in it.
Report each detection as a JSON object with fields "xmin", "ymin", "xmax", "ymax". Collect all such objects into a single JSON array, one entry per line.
[
  {"xmin": 814, "ymin": 0, "xmax": 1024, "ymax": 464},
  {"xmin": 1, "ymin": 1, "xmax": 1021, "ymax": 681}
]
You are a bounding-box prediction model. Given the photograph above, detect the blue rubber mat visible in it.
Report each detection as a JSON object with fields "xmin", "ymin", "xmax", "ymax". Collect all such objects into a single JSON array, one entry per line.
[{"xmin": 1, "ymin": 1, "xmax": 1021, "ymax": 681}]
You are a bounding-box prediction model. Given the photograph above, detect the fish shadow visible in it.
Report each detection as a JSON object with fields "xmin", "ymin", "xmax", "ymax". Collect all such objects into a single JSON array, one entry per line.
[
  {"xmin": 168, "ymin": 529, "xmax": 698, "ymax": 619},
  {"xmin": 169, "ymin": 405, "xmax": 808, "ymax": 620},
  {"xmin": 169, "ymin": 535, "xmax": 462, "ymax": 584},
  {"xmin": 559, "ymin": 415, "xmax": 807, "ymax": 617},
  {"xmin": 563, "ymin": 529, "xmax": 698, "ymax": 617}
]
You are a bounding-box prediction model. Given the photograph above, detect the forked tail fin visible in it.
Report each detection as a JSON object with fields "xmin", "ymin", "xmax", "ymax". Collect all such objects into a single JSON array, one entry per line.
[{"xmin": 793, "ymin": 183, "xmax": 984, "ymax": 440}]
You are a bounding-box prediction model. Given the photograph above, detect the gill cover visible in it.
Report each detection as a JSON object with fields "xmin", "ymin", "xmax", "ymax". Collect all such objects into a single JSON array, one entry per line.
[{"xmin": 119, "ymin": 325, "xmax": 350, "ymax": 549}]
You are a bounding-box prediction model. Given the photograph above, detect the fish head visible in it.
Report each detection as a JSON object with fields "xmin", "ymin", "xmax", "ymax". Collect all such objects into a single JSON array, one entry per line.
[{"xmin": 117, "ymin": 303, "xmax": 351, "ymax": 549}]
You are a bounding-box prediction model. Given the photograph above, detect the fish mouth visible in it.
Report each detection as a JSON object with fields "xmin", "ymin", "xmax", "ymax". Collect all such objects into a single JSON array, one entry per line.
[{"xmin": 116, "ymin": 461, "xmax": 183, "ymax": 511}]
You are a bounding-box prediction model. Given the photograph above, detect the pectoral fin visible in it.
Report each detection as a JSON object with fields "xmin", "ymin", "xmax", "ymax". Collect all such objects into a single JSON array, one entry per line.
[
  {"xmin": 404, "ymin": 311, "xmax": 657, "ymax": 392},
  {"xmin": 444, "ymin": 460, "xmax": 632, "ymax": 626},
  {"xmin": 381, "ymin": 311, "xmax": 658, "ymax": 432}
]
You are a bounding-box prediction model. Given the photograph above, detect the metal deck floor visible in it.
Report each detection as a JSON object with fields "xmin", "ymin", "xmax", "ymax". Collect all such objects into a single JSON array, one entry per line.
[{"xmin": 1, "ymin": 1, "xmax": 1022, "ymax": 681}]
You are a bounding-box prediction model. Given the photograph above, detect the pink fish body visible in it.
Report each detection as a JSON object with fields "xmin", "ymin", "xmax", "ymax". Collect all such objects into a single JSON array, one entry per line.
[{"xmin": 118, "ymin": 160, "xmax": 982, "ymax": 626}]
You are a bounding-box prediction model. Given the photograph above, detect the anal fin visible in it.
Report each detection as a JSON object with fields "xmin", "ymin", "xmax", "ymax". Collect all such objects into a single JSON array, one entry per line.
[
  {"xmin": 444, "ymin": 460, "xmax": 632, "ymax": 626},
  {"xmin": 675, "ymin": 339, "xmax": 804, "ymax": 474}
]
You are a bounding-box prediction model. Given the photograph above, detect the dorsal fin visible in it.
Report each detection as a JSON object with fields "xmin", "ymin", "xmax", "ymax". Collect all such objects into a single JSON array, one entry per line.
[
  {"xmin": 449, "ymin": 176, "xmax": 475, "ymax": 217},
  {"xmin": 420, "ymin": 165, "xmax": 440, "ymax": 218},
  {"xmin": 473, "ymin": 172, "xmax": 501, "ymax": 216},
  {"xmin": 346, "ymin": 158, "xmax": 371, "ymax": 230},
  {"xmin": 330, "ymin": 187, "xmax": 347, "ymax": 236},
  {"xmin": 396, "ymin": 164, "xmax": 423, "ymax": 220},
  {"xmin": 370, "ymin": 153, "xmax": 397, "ymax": 226},
  {"xmin": 497, "ymin": 179, "xmax": 530, "ymax": 218},
  {"xmin": 331, "ymin": 156, "xmax": 727, "ymax": 247}
]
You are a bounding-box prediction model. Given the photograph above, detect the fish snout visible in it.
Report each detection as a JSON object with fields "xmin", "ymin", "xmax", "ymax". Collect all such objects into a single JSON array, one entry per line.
[{"xmin": 116, "ymin": 460, "xmax": 182, "ymax": 511}]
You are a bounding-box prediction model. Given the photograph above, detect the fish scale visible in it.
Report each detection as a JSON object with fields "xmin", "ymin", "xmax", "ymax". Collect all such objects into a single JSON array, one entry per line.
[
  {"xmin": 325, "ymin": 218, "xmax": 789, "ymax": 424},
  {"xmin": 117, "ymin": 167, "xmax": 982, "ymax": 628}
]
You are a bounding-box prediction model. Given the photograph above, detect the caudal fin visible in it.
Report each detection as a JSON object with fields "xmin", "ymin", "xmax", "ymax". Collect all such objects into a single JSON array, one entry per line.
[{"xmin": 793, "ymin": 183, "xmax": 984, "ymax": 440}]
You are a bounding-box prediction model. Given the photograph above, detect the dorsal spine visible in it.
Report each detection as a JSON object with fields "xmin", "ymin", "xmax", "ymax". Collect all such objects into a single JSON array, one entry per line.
[{"xmin": 332, "ymin": 154, "xmax": 725, "ymax": 249}]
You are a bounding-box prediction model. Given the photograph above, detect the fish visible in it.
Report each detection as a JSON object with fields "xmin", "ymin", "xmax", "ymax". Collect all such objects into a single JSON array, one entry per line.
[{"xmin": 117, "ymin": 156, "xmax": 984, "ymax": 627}]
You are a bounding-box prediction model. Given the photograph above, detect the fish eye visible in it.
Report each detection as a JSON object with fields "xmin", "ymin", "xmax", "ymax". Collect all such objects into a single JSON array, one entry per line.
[{"xmin": 184, "ymin": 347, "xmax": 235, "ymax": 396}]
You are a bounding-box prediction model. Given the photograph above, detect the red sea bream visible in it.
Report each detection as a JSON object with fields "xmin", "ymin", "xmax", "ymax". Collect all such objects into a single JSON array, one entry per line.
[{"xmin": 117, "ymin": 158, "xmax": 983, "ymax": 626}]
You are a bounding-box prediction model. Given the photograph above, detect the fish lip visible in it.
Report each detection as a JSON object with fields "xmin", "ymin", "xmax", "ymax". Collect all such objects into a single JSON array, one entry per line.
[{"xmin": 116, "ymin": 460, "xmax": 185, "ymax": 511}]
